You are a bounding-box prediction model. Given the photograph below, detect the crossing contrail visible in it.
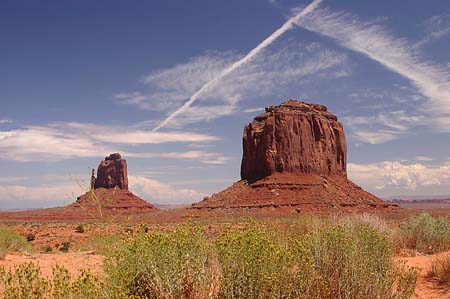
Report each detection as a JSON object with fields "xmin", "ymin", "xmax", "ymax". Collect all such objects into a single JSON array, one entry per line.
[{"xmin": 152, "ymin": 0, "xmax": 323, "ymax": 131}]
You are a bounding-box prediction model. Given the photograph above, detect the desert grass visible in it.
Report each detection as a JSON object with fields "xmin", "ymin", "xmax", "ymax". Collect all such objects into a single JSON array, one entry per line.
[
  {"xmin": 394, "ymin": 213, "xmax": 450, "ymax": 254},
  {"xmin": 427, "ymin": 254, "xmax": 450, "ymax": 286},
  {"xmin": 0, "ymin": 227, "xmax": 31, "ymax": 260},
  {"xmin": 0, "ymin": 216, "xmax": 419, "ymax": 298}
]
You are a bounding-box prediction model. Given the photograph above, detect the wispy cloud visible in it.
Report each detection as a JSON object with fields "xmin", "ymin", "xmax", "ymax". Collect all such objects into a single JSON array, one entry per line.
[
  {"xmin": 118, "ymin": 41, "xmax": 349, "ymax": 128},
  {"xmin": 152, "ymin": 0, "xmax": 323, "ymax": 131},
  {"xmin": 0, "ymin": 119, "xmax": 11, "ymax": 125},
  {"xmin": 295, "ymin": 7, "xmax": 450, "ymax": 130},
  {"xmin": 0, "ymin": 122, "xmax": 223, "ymax": 162},
  {"xmin": 415, "ymin": 13, "xmax": 450, "ymax": 48},
  {"xmin": 343, "ymin": 110, "xmax": 423, "ymax": 144}
]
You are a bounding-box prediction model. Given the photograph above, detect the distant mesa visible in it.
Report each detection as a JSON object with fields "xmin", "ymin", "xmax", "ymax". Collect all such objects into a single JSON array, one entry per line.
[
  {"xmin": 72, "ymin": 153, "xmax": 157, "ymax": 215},
  {"xmin": 192, "ymin": 99, "xmax": 397, "ymax": 212}
]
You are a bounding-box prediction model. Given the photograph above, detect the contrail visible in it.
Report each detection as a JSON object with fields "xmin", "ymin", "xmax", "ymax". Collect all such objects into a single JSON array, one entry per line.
[{"xmin": 152, "ymin": 0, "xmax": 323, "ymax": 131}]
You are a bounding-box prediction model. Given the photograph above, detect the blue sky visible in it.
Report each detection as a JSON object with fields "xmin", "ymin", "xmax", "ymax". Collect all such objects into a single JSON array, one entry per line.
[{"xmin": 1, "ymin": 0, "xmax": 450, "ymax": 209}]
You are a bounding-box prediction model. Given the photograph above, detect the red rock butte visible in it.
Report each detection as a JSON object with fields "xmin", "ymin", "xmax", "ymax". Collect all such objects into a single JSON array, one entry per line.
[
  {"xmin": 73, "ymin": 153, "xmax": 157, "ymax": 214},
  {"xmin": 192, "ymin": 99, "xmax": 397, "ymax": 212}
]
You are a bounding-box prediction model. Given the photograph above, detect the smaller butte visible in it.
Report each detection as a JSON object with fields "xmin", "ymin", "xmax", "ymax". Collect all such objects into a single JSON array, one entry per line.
[
  {"xmin": 72, "ymin": 153, "xmax": 157, "ymax": 215},
  {"xmin": 192, "ymin": 99, "xmax": 398, "ymax": 213}
]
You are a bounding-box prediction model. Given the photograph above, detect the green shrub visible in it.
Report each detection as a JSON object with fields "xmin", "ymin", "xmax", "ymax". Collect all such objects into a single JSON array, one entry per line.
[
  {"xmin": 216, "ymin": 224, "xmax": 296, "ymax": 299},
  {"xmin": 0, "ymin": 263, "xmax": 50, "ymax": 299},
  {"xmin": 0, "ymin": 263, "xmax": 115, "ymax": 299},
  {"xmin": 0, "ymin": 227, "xmax": 31, "ymax": 259},
  {"xmin": 42, "ymin": 245, "xmax": 53, "ymax": 253},
  {"xmin": 396, "ymin": 213, "xmax": 450, "ymax": 254},
  {"xmin": 26, "ymin": 233, "xmax": 36, "ymax": 242},
  {"xmin": 216, "ymin": 222, "xmax": 417, "ymax": 299},
  {"xmin": 75, "ymin": 224, "xmax": 85, "ymax": 233},
  {"xmin": 105, "ymin": 224, "xmax": 212, "ymax": 299},
  {"xmin": 59, "ymin": 241, "xmax": 70, "ymax": 253}
]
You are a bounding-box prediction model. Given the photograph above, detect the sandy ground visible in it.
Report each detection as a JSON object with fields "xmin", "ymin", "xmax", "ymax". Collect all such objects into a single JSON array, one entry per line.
[
  {"xmin": 401, "ymin": 251, "xmax": 450, "ymax": 299},
  {"xmin": 0, "ymin": 252, "xmax": 104, "ymax": 278}
]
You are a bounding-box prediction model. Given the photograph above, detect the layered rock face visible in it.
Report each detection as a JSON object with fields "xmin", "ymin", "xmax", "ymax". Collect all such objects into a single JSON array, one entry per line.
[
  {"xmin": 241, "ymin": 100, "xmax": 347, "ymax": 181},
  {"xmin": 94, "ymin": 153, "xmax": 128, "ymax": 190},
  {"xmin": 193, "ymin": 99, "xmax": 397, "ymax": 212}
]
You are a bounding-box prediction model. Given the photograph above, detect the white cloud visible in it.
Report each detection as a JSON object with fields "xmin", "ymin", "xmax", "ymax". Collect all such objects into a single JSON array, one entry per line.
[
  {"xmin": 295, "ymin": 7, "xmax": 450, "ymax": 131},
  {"xmin": 353, "ymin": 130, "xmax": 400, "ymax": 145},
  {"xmin": 348, "ymin": 160, "xmax": 450, "ymax": 196},
  {"xmin": 118, "ymin": 41, "xmax": 349, "ymax": 127},
  {"xmin": 0, "ymin": 123, "xmax": 223, "ymax": 162},
  {"xmin": 0, "ymin": 175, "xmax": 206, "ymax": 208},
  {"xmin": 416, "ymin": 156, "xmax": 433, "ymax": 162},
  {"xmin": 0, "ymin": 183, "xmax": 82, "ymax": 209},
  {"xmin": 129, "ymin": 175, "xmax": 205, "ymax": 204},
  {"xmin": 243, "ymin": 107, "xmax": 264, "ymax": 113},
  {"xmin": 126, "ymin": 151, "xmax": 229, "ymax": 165},
  {"xmin": 0, "ymin": 119, "xmax": 11, "ymax": 125}
]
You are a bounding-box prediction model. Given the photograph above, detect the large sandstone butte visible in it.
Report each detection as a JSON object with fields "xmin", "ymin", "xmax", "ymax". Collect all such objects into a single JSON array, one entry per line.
[
  {"xmin": 72, "ymin": 153, "xmax": 157, "ymax": 216},
  {"xmin": 193, "ymin": 99, "xmax": 397, "ymax": 213}
]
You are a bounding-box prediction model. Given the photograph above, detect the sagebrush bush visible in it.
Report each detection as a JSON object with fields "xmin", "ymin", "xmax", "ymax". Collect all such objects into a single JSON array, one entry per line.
[
  {"xmin": 105, "ymin": 223, "xmax": 213, "ymax": 299},
  {"xmin": 395, "ymin": 213, "xmax": 450, "ymax": 254},
  {"xmin": 0, "ymin": 227, "xmax": 31, "ymax": 259},
  {"xmin": 216, "ymin": 221, "xmax": 417, "ymax": 299}
]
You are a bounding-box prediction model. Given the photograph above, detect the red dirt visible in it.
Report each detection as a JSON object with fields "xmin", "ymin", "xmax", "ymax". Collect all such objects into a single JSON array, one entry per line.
[
  {"xmin": 0, "ymin": 252, "xmax": 104, "ymax": 278},
  {"xmin": 193, "ymin": 173, "xmax": 397, "ymax": 213},
  {"xmin": 401, "ymin": 251, "xmax": 450, "ymax": 299}
]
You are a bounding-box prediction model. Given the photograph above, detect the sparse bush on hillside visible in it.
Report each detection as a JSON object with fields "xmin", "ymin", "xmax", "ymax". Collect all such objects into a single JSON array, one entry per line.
[
  {"xmin": 0, "ymin": 227, "xmax": 31, "ymax": 259},
  {"xmin": 395, "ymin": 213, "xmax": 450, "ymax": 254}
]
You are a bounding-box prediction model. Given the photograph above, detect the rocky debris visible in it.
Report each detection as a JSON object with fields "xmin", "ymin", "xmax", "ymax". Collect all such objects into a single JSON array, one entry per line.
[
  {"xmin": 94, "ymin": 153, "xmax": 128, "ymax": 190},
  {"xmin": 241, "ymin": 99, "xmax": 346, "ymax": 181},
  {"xmin": 193, "ymin": 99, "xmax": 397, "ymax": 212}
]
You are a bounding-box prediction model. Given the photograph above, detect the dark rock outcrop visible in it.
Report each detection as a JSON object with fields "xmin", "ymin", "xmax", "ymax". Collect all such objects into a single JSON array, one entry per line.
[
  {"xmin": 94, "ymin": 153, "xmax": 128, "ymax": 190},
  {"xmin": 241, "ymin": 99, "xmax": 346, "ymax": 181},
  {"xmin": 193, "ymin": 99, "xmax": 397, "ymax": 213}
]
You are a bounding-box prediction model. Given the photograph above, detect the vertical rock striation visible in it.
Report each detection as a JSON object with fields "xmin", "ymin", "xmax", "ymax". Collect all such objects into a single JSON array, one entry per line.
[{"xmin": 241, "ymin": 99, "xmax": 347, "ymax": 181}]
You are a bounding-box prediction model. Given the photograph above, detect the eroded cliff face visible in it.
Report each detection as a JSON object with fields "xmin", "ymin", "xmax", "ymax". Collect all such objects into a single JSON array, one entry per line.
[
  {"xmin": 94, "ymin": 153, "xmax": 128, "ymax": 190},
  {"xmin": 193, "ymin": 99, "xmax": 397, "ymax": 212},
  {"xmin": 241, "ymin": 100, "xmax": 347, "ymax": 181}
]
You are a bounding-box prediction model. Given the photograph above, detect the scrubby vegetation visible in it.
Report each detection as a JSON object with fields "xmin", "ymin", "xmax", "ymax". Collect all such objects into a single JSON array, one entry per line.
[
  {"xmin": 0, "ymin": 227, "xmax": 31, "ymax": 260},
  {"xmin": 0, "ymin": 263, "xmax": 107, "ymax": 299},
  {"xmin": 8, "ymin": 214, "xmax": 450, "ymax": 298},
  {"xmin": 394, "ymin": 213, "xmax": 450, "ymax": 254},
  {"xmin": 428, "ymin": 254, "xmax": 450, "ymax": 286}
]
